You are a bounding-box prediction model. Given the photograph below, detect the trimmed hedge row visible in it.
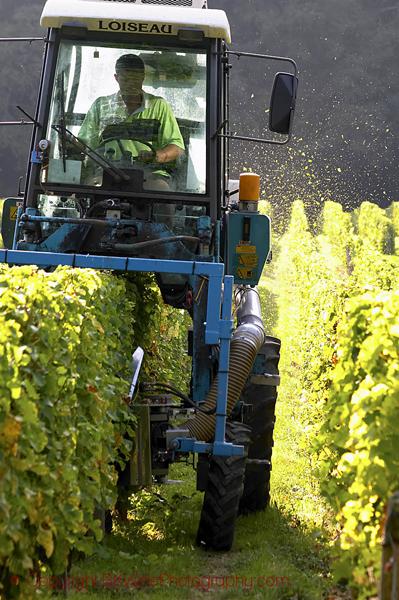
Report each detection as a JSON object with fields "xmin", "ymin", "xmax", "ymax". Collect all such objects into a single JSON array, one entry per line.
[
  {"xmin": 319, "ymin": 289, "xmax": 399, "ymax": 588},
  {"xmin": 0, "ymin": 266, "xmax": 136, "ymax": 598},
  {"xmin": 274, "ymin": 200, "xmax": 399, "ymax": 596},
  {"xmin": 0, "ymin": 266, "xmax": 188, "ymax": 599}
]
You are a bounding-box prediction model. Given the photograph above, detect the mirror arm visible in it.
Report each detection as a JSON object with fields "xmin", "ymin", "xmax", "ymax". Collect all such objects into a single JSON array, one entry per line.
[
  {"xmin": 220, "ymin": 50, "xmax": 298, "ymax": 144},
  {"xmin": 225, "ymin": 50, "xmax": 298, "ymax": 77},
  {"xmin": 0, "ymin": 106, "xmax": 41, "ymax": 128},
  {"xmin": 0, "ymin": 37, "xmax": 47, "ymax": 44},
  {"xmin": 218, "ymin": 132, "xmax": 291, "ymax": 146},
  {"xmin": 212, "ymin": 119, "xmax": 229, "ymax": 140}
]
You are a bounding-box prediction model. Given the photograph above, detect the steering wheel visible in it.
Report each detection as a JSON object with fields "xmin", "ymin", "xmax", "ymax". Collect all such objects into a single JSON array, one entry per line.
[
  {"xmin": 97, "ymin": 119, "xmax": 161, "ymax": 165},
  {"xmin": 95, "ymin": 135, "xmax": 157, "ymax": 166}
]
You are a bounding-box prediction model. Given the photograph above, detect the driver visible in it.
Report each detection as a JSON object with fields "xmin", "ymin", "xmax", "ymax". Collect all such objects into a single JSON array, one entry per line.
[{"xmin": 77, "ymin": 53, "xmax": 185, "ymax": 189}]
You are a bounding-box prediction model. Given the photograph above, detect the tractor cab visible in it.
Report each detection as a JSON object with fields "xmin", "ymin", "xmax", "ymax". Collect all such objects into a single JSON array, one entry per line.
[
  {"xmin": 11, "ymin": 0, "xmax": 223, "ymax": 265},
  {"xmin": 1, "ymin": 0, "xmax": 297, "ymax": 276}
]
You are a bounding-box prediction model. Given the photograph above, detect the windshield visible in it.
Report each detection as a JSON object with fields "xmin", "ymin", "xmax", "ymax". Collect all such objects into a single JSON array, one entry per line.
[{"xmin": 44, "ymin": 40, "xmax": 207, "ymax": 195}]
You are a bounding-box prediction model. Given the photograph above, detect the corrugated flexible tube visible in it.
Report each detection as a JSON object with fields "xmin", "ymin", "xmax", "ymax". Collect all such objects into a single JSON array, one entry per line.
[{"xmin": 184, "ymin": 287, "xmax": 265, "ymax": 441}]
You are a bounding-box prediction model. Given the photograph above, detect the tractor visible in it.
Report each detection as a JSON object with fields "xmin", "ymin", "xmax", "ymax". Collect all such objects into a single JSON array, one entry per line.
[{"xmin": 0, "ymin": 0, "xmax": 298, "ymax": 550}]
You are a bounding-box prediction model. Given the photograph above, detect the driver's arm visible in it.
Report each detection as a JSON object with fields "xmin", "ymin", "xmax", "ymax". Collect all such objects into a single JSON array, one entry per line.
[
  {"xmin": 155, "ymin": 98, "xmax": 185, "ymax": 163},
  {"xmin": 155, "ymin": 143, "xmax": 184, "ymax": 164}
]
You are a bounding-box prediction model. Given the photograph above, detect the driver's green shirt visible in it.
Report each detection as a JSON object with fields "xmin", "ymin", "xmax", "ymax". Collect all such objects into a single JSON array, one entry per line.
[{"xmin": 78, "ymin": 91, "xmax": 184, "ymax": 173}]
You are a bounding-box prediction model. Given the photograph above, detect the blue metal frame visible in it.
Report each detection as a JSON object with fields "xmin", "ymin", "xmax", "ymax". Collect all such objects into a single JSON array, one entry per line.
[
  {"xmin": 2, "ymin": 250, "xmax": 222, "ymax": 344},
  {"xmin": 0, "ymin": 249, "xmax": 243, "ymax": 457},
  {"xmin": 170, "ymin": 275, "xmax": 243, "ymax": 457},
  {"xmin": 12, "ymin": 206, "xmax": 23, "ymax": 250}
]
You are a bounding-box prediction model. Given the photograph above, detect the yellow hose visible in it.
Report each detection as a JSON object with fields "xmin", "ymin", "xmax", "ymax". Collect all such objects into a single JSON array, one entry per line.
[{"xmin": 185, "ymin": 323, "xmax": 262, "ymax": 441}]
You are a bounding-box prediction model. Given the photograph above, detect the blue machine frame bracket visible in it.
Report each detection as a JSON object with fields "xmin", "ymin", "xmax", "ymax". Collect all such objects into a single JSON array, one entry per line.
[
  {"xmin": 0, "ymin": 249, "xmax": 240, "ymax": 457},
  {"xmin": 1, "ymin": 250, "xmax": 227, "ymax": 346},
  {"xmin": 172, "ymin": 437, "xmax": 244, "ymax": 457}
]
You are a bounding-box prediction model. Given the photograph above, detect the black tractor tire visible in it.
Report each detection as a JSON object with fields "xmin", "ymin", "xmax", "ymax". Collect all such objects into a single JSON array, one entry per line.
[
  {"xmin": 239, "ymin": 336, "xmax": 280, "ymax": 515},
  {"xmin": 196, "ymin": 421, "xmax": 251, "ymax": 551}
]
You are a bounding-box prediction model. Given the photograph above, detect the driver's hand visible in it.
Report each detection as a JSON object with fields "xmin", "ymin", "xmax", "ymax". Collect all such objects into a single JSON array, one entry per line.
[{"xmin": 137, "ymin": 150, "xmax": 155, "ymax": 163}]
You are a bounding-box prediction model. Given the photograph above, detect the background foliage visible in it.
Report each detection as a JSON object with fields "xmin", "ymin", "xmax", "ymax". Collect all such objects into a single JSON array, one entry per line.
[{"xmin": 273, "ymin": 199, "xmax": 399, "ymax": 596}]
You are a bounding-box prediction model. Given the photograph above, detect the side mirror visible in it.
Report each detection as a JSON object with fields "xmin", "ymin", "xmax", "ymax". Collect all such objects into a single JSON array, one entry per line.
[{"xmin": 269, "ymin": 72, "xmax": 298, "ymax": 135}]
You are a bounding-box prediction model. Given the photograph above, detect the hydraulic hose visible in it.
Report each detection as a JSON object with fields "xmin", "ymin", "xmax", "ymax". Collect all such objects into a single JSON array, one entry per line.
[
  {"xmin": 113, "ymin": 236, "xmax": 200, "ymax": 251},
  {"xmin": 185, "ymin": 287, "xmax": 265, "ymax": 442}
]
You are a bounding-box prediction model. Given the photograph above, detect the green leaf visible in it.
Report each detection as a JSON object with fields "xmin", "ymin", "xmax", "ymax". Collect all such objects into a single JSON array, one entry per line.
[{"xmin": 37, "ymin": 527, "xmax": 54, "ymax": 558}]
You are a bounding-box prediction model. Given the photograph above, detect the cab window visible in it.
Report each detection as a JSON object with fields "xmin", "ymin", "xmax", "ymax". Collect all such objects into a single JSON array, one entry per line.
[{"xmin": 44, "ymin": 41, "xmax": 207, "ymax": 194}]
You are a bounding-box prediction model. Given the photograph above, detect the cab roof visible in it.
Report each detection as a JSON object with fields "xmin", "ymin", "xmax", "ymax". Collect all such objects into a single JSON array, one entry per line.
[{"xmin": 41, "ymin": 0, "xmax": 231, "ymax": 43}]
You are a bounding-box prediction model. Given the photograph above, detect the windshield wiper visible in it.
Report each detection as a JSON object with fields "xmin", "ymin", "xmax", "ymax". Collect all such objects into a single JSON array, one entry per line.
[{"xmin": 53, "ymin": 71, "xmax": 129, "ymax": 183}]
